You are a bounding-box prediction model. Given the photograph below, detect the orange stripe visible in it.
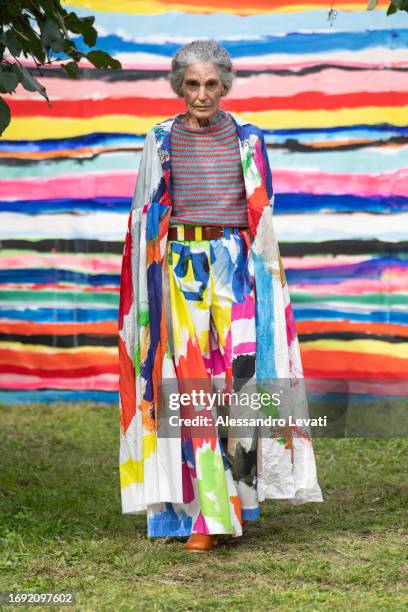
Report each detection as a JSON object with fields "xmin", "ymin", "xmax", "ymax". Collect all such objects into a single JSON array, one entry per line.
[
  {"xmin": 0, "ymin": 146, "xmax": 120, "ymax": 161},
  {"xmin": 296, "ymin": 321, "xmax": 408, "ymax": 338},
  {"xmin": 0, "ymin": 322, "xmax": 117, "ymax": 335},
  {"xmin": 301, "ymin": 348, "xmax": 408, "ymax": 376},
  {"xmin": 0, "ymin": 349, "xmax": 117, "ymax": 369}
]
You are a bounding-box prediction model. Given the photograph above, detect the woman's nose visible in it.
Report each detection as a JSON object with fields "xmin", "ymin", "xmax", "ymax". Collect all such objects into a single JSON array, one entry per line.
[{"xmin": 197, "ymin": 86, "xmax": 207, "ymax": 100}]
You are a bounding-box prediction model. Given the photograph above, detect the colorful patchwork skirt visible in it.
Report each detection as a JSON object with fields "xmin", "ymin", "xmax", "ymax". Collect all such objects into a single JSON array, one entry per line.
[{"xmin": 147, "ymin": 227, "xmax": 260, "ymax": 538}]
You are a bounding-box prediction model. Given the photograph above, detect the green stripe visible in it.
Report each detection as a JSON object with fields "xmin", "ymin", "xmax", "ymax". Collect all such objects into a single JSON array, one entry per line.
[
  {"xmin": 290, "ymin": 292, "xmax": 408, "ymax": 306},
  {"xmin": 0, "ymin": 290, "xmax": 119, "ymax": 305}
]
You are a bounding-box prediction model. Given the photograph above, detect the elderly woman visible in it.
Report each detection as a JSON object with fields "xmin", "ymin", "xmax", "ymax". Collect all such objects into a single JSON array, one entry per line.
[{"xmin": 118, "ymin": 40, "xmax": 323, "ymax": 553}]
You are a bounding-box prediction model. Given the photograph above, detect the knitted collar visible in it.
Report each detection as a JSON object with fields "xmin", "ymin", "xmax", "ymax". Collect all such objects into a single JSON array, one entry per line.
[{"xmin": 174, "ymin": 109, "xmax": 228, "ymax": 134}]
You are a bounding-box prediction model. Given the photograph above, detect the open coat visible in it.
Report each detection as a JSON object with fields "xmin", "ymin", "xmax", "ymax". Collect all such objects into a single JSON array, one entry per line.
[{"xmin": 118, "ymin": 111, "xmax": 323, "ymax": 514}]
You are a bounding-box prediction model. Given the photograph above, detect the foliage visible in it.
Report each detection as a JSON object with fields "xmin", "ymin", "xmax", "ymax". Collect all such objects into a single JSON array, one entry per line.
[
  {"xmin": 367, "ymin": 0, "xmax": 408, "ymax": 14},
  {"xmin": 0, "ymin": 0, "xmax": 121, "ymax": 135}
]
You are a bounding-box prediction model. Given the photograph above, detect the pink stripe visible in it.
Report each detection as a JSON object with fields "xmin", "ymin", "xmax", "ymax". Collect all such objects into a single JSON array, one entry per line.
[
  {"xmin": 285, "ymin": 303, "xmax": 297, "ymax": 346},
  {"xmin": 0, "ymin": 255, "xmax": 121, "ymax": 272},
  {"xmin": 0, "ymin": 373, "xmax": 119, "ymax": 390},
  {"xmin": 234, "ymin": 341, "xmax": 256, "ymax": 355},
  {"xmin": 0, "ymin": 173, "xmax": 136, "ymax": 200},
  {"xmin": 232, "ymin": 293, "xmax": 256, "ymax": 321},
  {"xmin": 282, "ymin": 255, "xmax": 369, "ymax": 268},
  {"xmin": 3, "ymin": 168, "xmax": 407, "ymax": 200},
  {"xmin": 9, "ymin": 70, "xmax": 408, "ymax": 101},
  {"xmin": 0, "ymin": 284, "xmax": 119, "ymax": 292},
  {"xmin": 289, "ymin": 279, "xmax": 408, "ymax": 294},
  {"xmin": 274, "ymin": 168, "xmax": 408, "ymax": 198}
]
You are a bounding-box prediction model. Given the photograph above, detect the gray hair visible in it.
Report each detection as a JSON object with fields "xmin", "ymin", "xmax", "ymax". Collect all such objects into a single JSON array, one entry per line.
[{"xmin": 169, "ymin": 39, "xmax": 235, "ymax": 97}]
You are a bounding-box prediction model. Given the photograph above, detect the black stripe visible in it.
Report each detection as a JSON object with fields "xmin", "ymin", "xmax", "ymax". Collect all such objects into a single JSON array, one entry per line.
[
  {"xmin": 279, "ymin": 240, "xmax": 408, "ymax": 256},
  {"xmin": 29, "ymin": 64, "xmax": 408, "ymax": 81},
  {"xmin": 3, "ymin": 331, "xmax": 404, "ymax": 347},
  {"xmin": 0, "ymin": 333, "xmax": 117, "ymax": 347},
  {"xmin": 2, "ymin": 238, "xmax": 406, "ymax": 256},
  {"xmin": 268, "ymin": 135, "xmax": 408, "ymax": 153},
  {"xmin": 0, "ymin": 239, "xmax": 124, "ymax": 254},
  {"xmin": 298, "ymin": 332, "xmax": 407, "ymax": 343}
]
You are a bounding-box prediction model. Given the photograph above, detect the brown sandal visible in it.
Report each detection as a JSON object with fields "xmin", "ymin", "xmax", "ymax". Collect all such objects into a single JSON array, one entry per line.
[{"xmin": 184, "ymin": 533, "xmax": 219, "ymax": 553}]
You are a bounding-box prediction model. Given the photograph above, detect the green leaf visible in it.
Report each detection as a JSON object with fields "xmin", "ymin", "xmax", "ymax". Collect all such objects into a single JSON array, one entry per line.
[
  {"xmin": 0, "ymin": 69, "xmax": 19, "ymax": 94},
  {"xmin": 393, "ymin": 0, "xmax": 408, "ymax": 10},
  {"xmin": 367, "ymin": 0, "xmax": 378, "ymax": 10},
  {"xmin": 63, "ymin": 39, "xmax": 83, "ymax": 63},
  {"xmin": 0, "ymin": 96, "xmax": 11, "ymax": 137},
  {"xmin": 40, "ymin": 17, "xmax": 65, "ymax": 53},
  {"xmin": 1, "ymin": 30, "xmax": 22, "ymax": 57},
  {"xmin": 387, "ymin": 2, "xmax": 398, "ymax": 14},
  {"xmin": 61, "ymin": 61, "xmax": 79, "ymax": 78},
  {"xmin": 86, "ymin": 50, "xmax": 121, "ymax": 70},
  {"xmin": 12, "ymin": 65, "xmax": 50, "ymax": 104},
  {"xmin": 64, "ymin": 12, "xmax": 97, "ymax": 47}
]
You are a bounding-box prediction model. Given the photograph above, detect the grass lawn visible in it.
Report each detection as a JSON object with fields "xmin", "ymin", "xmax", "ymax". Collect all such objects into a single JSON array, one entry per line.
[{"xmin": 0, "ymin": 402, "xmax": 407, "ymax": 611}]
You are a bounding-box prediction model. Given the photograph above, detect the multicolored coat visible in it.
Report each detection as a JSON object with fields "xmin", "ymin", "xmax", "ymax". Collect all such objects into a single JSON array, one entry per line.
[{"xmin": 118, "ymin": 111, "xmax": 323, "ymax": 514}]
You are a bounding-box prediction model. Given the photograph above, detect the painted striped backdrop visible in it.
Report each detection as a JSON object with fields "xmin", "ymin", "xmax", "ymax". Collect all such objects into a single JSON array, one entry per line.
[{"xmin": 1, "ymin": 0, "xmax": 407, "ymax": 403}]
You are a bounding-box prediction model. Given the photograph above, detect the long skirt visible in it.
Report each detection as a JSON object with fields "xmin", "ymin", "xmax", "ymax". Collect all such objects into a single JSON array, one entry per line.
[{"xmin": 147, "ymin": 227, "xmax": 260, "ymax": 538}]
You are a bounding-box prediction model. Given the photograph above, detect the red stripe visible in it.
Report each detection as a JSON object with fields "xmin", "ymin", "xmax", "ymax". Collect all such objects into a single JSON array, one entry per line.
[
  {"xmin": 0, "ymin": 363, "xmax": 119, "ymax": 377},
  {"xmin": 8, "ymin": 91, "xmax": 408, "ymax": 117}
]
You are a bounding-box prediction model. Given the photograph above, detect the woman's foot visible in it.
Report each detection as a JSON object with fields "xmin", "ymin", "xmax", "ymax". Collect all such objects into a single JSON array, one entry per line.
[{"xmin": 184, "ymin": 533, "xmax": 219, "ymax": 553}]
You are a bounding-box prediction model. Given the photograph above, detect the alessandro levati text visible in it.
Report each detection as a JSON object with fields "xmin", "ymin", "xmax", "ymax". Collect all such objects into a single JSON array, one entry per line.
[{"xmin": 167, "ymin": 415, "xmax": 328, "ymax": 428}]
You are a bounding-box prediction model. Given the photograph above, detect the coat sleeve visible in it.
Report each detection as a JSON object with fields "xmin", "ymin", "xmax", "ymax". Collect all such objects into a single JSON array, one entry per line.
[{"xmin": 131, "ymin": 129, "xmax": 162, "ymax": 210}]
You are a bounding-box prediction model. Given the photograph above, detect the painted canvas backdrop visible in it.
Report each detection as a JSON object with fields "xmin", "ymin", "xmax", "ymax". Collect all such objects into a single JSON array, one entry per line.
[{"xmin": 0, "ymin": 0, "xmax": 407, "ymax": 403}]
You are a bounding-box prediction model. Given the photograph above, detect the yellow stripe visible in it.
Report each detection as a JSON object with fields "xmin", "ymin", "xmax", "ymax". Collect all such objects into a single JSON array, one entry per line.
[
  {"xmin": 301, "ymin": 339, "xmax": 408, "ymax": 359},
  {"xmin": 0, "ymin": 342, "xmax": 117, "ymax": 354},
  {"xmin": 4, "ymin": 106, "xmax": 408, "ymax": 140},
  {"xmin": 119, "ymin": 433, "xmax": 157, "ymax": 488},
  {"xmin": 69, "ymin": 1, "xmax": 382, "ymax": 15}
]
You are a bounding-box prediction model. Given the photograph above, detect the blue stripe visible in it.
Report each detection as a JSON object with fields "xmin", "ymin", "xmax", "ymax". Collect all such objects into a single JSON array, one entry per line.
[
  {"xmin": 286, "ymin": 258, "xmax": 408, "ymax": 284},
  {"xmin": 0, "ymin": 390, "xmax": 118, "ymax": 404},
  {"xmin": 274, "ymin": 193, "xmax": 408, "ymax": 214},
  {"xmin": 1, "ymin": 194, "xmax": 406, "ymax": 216},
  {"xmin": 0, "ymin": 197, "xmax": 131, "ymax": 215},
  {"xmin": 0, "ymin": 269, "xmax": 120, "ymax": 286},
  {"xmin": 0, "ymin": 308, "xmax": 117, "ymax": 322},
  {"xmin": 67, "ymin": 30, "xmax": 408, "ymax": 57},
  {"xmin": 293, "ymin": 307, "xmax": 408, "ymax": 324}
]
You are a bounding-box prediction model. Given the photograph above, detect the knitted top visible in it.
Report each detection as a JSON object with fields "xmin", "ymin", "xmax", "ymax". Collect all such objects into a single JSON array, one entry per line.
[{"xmin": 169, "ymin": 109, "xmax": 248, "ymax": 227}]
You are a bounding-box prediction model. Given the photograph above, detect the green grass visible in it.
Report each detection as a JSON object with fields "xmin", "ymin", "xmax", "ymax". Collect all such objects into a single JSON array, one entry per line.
[{"xmin": 0, "ymin": 402, "xmax": 407, "ymax": 611}]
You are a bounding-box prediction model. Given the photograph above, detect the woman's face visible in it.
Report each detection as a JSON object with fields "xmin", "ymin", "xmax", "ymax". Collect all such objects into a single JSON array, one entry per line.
[{"xmin": 180, "ymin": 61, "xmax": 226, "ymax": 123}]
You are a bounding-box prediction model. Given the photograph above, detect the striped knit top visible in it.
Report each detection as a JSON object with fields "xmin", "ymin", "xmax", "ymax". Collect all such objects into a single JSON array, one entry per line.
[{"xmin": 169, "ymin": 109, "xmax": 248, "ymax": 227}]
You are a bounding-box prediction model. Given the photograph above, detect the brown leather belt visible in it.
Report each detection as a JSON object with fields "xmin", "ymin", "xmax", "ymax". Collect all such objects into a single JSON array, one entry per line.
[{"xmin": 168, "ymin": 225, "xmax": 247, "ymax": 241}]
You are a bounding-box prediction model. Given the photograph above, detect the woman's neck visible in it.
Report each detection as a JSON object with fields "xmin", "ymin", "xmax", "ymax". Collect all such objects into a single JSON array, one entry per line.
[{"xmin": 183, "ymin": 109, "xmax": 220, "ymax": 129}]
